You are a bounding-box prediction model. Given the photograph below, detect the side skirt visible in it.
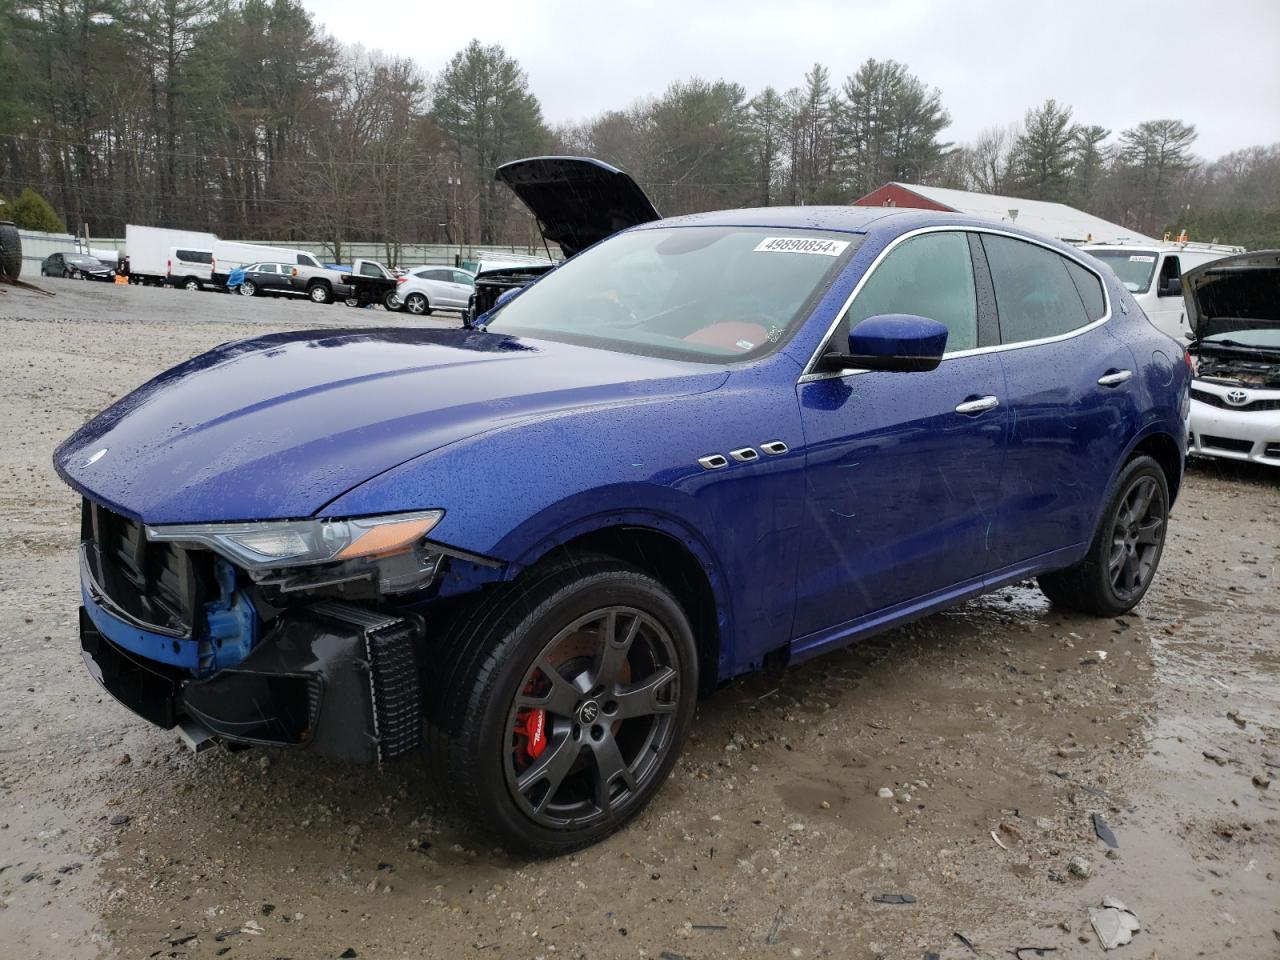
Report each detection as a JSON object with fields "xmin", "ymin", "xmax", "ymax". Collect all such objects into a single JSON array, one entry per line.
[{"xmin": 787, "ymin": 543, "xmax": 1085, "ymax": 664}]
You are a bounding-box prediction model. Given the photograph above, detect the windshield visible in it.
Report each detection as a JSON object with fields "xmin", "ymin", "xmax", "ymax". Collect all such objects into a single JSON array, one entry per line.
[
  {"xmin": 483, "ymin": 226, "xmax": 858, "ymax": 362},
  {"xmin": 1203, "ymin": 328, "xmax": 1280, "ymax": 350},
  {"xmin": 1089, "ymin": 249, "xmax": 1158, "ymax": 293}
]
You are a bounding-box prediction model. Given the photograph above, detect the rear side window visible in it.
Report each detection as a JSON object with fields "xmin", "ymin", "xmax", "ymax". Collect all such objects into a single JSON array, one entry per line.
[
  {"xmin": 1064, "ymin": 259, "xmax": 1106, "ymax": 321},
  {"xmin": 846, "ymin": 232, "xmax": 978, "ymax": 352},
  {"xmin": 176, "ymin": 249, "xmax": 212, "ymax": 264},
  {"xmin": 982, "ymin": 235, "xmax": 1090, "ymax": 343}
]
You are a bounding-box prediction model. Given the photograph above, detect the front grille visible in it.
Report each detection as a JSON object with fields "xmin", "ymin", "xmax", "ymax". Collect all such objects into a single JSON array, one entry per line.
[
  {"xmin": 82, "ymin": 499, "xmax": 214, "ymax": 636},
  {"xmin": 1201, "ymin": 435, "xmax": 1254, "ymax": 454},
  {"xmin": 1191, "ymin": 388, "xmax": 1280, "ymax": 412}
]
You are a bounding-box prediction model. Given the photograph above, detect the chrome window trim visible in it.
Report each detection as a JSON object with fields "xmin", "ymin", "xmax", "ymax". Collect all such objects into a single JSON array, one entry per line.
[{"xmin": 798, "ymin": 224, "xmax": 1114, "ymax": 384}]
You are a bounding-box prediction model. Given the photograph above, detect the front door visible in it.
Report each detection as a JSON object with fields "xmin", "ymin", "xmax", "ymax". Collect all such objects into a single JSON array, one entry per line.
[{"xmin": 793, "ymin": 230, "xmax": 1007, "ymax": 640}]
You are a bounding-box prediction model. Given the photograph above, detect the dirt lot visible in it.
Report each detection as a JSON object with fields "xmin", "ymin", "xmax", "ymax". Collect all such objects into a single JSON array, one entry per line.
[{"xmin": 1, "ymin": 280, "xmax": 1277, "ymax": 960}]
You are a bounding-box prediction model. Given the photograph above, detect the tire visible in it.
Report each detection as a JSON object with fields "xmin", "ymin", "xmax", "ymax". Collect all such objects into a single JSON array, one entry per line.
[
  {"xmin": 403, "ymin": 292, "xmax": 429, "ymax": 316},
  {"xmin": 239, "ymin": 280, "xmax": 256, "ymax": 297},
  {"xmin": 308, "ymin": 282, "xmax": 332, "ymax": 304},
  {"xmin": 183, "ymin": 277, "xmax": 201, "ymax": 291},
  {"xmin": 424, "ymin": 554, "xmax": 698, "ymax": 856},
  {"xmin": 1038, "ymin": 454, "xmax": 1170, "ymax": 616},
  {"xmin": 383, "ymin": 289, "xmax": 402, "ymax": 311},
  {"xmin": 0, "ymin": 222, "xmax": 20, "ymax": 279}
]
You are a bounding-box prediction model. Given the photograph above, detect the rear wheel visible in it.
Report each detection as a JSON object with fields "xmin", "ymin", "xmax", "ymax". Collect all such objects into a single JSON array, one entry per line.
[
  {"xmin": 404, "ymin": 292, "xmax": 429, "ymax": 315},
  {"xmin": 1038, "ymin": 454, "xmax": 1169, "ymax": 616},
  {"xmin": 308, "ymin": 282, "xmax": 332, "ymax": 304},
  {"xmin": 183, "ymin": 277, "xmax": 201, "ymax": 291},
  {"xmin": 424, "ymin": 556, "xmax": 698, "ymax": 856}
]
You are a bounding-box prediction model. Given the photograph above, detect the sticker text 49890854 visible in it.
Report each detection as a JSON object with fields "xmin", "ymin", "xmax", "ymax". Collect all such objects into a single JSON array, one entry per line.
[{"xmin": 753, "ymin": 237, "xmax": 850, "ymax": 257}]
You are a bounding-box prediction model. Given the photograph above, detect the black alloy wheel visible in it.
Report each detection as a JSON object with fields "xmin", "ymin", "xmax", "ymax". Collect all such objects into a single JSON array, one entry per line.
[
  {"xmin": 1038, "ymin": 454, "xmax": 1169, "ymax": 616},
  {"xmin": 1108, "ymin": 473, "xmax": 1165, "ymax": 602},
  {"xmin": 505, "ymin": 606, "xmax": 681, "ymax": 830},
  {"xmin": 424, "ymin": 556, "xmax": 698, "ymax": 855}
]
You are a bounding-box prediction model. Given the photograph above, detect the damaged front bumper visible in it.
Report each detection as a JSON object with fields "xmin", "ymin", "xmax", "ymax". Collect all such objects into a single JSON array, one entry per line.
[{"xmin": 80, "ymin": 593, "xmax": 425, "ymax": 764}]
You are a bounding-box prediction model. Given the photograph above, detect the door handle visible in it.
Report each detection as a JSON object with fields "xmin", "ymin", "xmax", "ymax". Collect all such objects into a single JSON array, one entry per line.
[
  {"xmin": 954, "ymin": 395, "xmax": 1000, "ymax": 415},
  {"xmin": 1097, "ymin": 369, "xmax": 1133, "ymax": 387}
]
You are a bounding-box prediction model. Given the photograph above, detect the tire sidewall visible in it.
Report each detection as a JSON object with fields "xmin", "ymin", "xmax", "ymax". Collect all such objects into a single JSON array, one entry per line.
[
  {"xmin": 406, "ymin": 293, "xmax": 426, "ymax": 314},
  {"xmin": 465, "ymin": 570, "xmax": 698, "ymax": 854},
  {"xmin": 1090, "ymin": 456, "xmax": 1169, "ymax": 613}
]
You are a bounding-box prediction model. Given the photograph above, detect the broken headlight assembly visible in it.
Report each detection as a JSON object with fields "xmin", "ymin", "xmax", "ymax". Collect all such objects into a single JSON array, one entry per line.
[{"xmin": 146, "ymin": 511, "xmax": 446, "ymax": 598}]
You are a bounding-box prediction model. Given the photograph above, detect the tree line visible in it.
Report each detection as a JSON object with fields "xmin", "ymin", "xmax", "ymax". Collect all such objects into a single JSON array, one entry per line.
[{"xmin": 2, "ymin": 0, "xmax": 1277, "ymax": 255}]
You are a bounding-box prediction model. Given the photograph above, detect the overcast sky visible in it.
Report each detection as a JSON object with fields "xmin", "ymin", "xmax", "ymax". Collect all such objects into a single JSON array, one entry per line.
[{"xmin": 305, "ymin": 0, "xmax": 1280, "ymax": 160}]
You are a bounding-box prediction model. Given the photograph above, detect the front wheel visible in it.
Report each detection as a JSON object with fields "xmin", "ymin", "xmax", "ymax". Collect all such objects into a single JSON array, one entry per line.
[
  {"xmin": 1038, "ymin": 455, "xmax": 1169, "ymax": 616},
  {"xmin": 239, "ymin": 280, "xmax": 256, "ymax": 297},
  {"xmin": 383, "ymin": 289, "xmax": 402, "ymax": 311},
  {"xmin": 424, "ymin": 557, "xmax": 698, "ymax": 856}
]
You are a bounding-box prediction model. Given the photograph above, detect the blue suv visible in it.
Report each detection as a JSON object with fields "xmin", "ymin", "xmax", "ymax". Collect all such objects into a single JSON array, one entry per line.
[{"xmin": 55, "ymin": 158, "xmax": 1189, "ymax": 855}]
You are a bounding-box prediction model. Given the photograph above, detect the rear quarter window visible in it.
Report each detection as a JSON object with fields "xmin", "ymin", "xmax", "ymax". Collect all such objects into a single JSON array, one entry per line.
[
  {"xmin": 982, "ymin": 235, "xmax": 1091, "ymax": 343},
  {"xmin": 1064, "ymin": 259, "xmax": 1107, "ymax": 322}
]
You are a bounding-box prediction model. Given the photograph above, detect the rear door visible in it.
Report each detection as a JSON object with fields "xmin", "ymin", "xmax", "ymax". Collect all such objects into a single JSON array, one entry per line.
[
  {"xmin": 980, "ymin": 233, "xmax": 1138, "ymax": 569},
  {"xmin": 447, "ymin": 269, "xmax": 476, "ymax": 308},
  {"xmin": 792, "ymin": 229, "xmax": 1008, "ymax": 642}
]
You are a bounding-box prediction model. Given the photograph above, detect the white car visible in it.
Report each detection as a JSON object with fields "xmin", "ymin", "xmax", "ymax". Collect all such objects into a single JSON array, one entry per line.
[
  {"xmin": 1083, "ymin": 241, "xmax": 1243, "ymax": 342},
  {"xmin": 394, "ymin": 266, "xmax": 476, "ymax": 315},
  {"xmin": 1184, "ymin": 250, "xmax": 1280, "ymax": 467}
]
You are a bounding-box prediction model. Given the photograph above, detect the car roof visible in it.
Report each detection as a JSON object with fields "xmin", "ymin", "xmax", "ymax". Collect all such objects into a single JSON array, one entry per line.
[{"xmin": 641, "ymin": 206, "xmax": 1096, "ymax": 259}]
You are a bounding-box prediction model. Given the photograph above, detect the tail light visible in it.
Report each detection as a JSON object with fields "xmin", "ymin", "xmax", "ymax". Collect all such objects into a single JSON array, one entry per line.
[
  {"xmin": 1184, "ymin": 349, "xmax": 1196, "ymax": 376},
  {"xmin": 397, "ymin": 276, "xmax": 408, "ymax": 284},
  {"xmin": 166, "ymin": 259, "xmax": 171, "ymax": 274}
]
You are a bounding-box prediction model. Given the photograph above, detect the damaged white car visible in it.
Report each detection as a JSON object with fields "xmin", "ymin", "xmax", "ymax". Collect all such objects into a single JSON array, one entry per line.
[{"xmin": 1184, "ymin": 250, "xmax": 1280, "ymax": 466}]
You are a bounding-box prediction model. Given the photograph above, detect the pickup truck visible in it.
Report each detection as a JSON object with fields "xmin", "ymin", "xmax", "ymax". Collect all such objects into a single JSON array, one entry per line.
[{"xmin": 289, "ymin": 258, "xmax": 401, "ymax": 309}]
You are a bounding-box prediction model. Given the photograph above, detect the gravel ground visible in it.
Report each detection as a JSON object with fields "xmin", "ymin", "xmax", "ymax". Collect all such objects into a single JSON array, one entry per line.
[{"xmin": 1, "ymin": 280, "xmax": 1277, "ymax": 960}]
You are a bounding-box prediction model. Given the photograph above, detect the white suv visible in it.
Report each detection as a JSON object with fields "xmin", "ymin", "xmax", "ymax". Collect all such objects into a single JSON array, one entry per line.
[{"xmin": 395, "ymin": 266, "xmax": 475, "ymax": 315}]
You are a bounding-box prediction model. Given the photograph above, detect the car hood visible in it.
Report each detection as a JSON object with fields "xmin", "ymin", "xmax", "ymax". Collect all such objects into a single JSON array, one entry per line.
[
  {"xmin": 495, "ymin": 156, "xmax": 660, "ymax": 258},
  {"xmin": 54, "ymin": 327, "xmax": 727, "ymax": 524},
  {"xmin": 1184, "ymin": 250, "xmax": 1280, "ymax": 342}
]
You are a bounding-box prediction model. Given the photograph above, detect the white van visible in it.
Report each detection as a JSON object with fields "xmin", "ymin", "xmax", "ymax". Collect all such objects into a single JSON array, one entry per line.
[
  {"xmin": 1082, "ymin": 241, "xmax": 1244, "ymax": 341},
  {"xmin": 167, "ymin": 247, "xmax": 214, "ymax": 290},
  {"xmin": 211, "ymin": 240, "xmax": 322, "ymax": 287}
]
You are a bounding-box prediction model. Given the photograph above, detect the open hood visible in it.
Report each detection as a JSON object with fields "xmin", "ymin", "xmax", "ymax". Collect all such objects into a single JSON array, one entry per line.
[
  {"xmin": 495, "ymin": 156, "xmax": 660, "ymax": 258},
  {"xmin": 1183, "ymin": 250, "xmax": 1280, "ymax": 342}
]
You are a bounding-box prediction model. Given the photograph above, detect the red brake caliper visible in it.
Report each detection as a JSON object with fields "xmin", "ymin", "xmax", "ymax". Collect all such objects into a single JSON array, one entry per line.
[{"xmin": 514, "ymin": 677, "xmax": 548, "ymax": 765}]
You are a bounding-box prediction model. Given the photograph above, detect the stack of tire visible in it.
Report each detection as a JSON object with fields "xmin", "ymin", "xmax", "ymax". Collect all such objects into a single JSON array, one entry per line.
[{"xmin": 0, "ymin": 221, "xmax": 20, "ymax": 282}]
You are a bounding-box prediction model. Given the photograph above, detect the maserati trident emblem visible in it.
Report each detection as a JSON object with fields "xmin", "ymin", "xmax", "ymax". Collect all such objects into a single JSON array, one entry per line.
[
  {"xmin": 1225, "ymin": 390, "xmax": 1248, "ymax": 406},
  {"xmin": 83, "ymin": 447, "xmax": 108, "ymax": 466}
]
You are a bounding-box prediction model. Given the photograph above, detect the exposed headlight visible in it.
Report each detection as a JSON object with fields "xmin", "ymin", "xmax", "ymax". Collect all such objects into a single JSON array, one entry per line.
[{"xmin": 146, "ymin": 511, "xmax": 443, "ymax": 571}]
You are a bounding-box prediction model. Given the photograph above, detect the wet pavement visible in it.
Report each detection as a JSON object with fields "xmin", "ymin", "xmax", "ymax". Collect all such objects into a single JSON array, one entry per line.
[{"xmin": 1, "ymin": 282, "xmax": 1277, "ymax": 959}]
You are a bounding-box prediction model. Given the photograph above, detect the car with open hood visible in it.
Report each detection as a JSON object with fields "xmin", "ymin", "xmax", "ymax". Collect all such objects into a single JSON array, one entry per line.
[
  {"xmin": 1184, "ymin": 249, "xmax": 1280, "ymax": 466},
  {"xmin": 54, "ymin": 159, "xmax": 1189, "ymax": 855},
  {"xmin": 465, "ymin": 156, "xmax": 661, "ymax": 320}
]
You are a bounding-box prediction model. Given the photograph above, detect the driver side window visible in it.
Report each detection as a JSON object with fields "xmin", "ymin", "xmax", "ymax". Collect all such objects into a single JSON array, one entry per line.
[{"xmin": 845, "ymin": 232, "xmax": 978, "ymax": 352}]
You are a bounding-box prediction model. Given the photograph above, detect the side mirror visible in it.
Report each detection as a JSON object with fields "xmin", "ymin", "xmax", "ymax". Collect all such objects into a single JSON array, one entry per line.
[
  {"xmin": 1159, "ymin": 277, "xmax": 1182, "ymax": 297},
  {"xmin": 820, "ymin": 314, "xmax": 949, "ymax": 373}
]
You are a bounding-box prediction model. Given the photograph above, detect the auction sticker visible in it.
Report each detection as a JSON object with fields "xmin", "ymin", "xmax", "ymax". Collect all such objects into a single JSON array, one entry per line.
[
  {"xmin": 1128, "ymin": 255, "xmax": 1156, "ymax": 262},
  {"xmin": 754, "ymin": 237, "xmax": 849, "ymax": 257}
]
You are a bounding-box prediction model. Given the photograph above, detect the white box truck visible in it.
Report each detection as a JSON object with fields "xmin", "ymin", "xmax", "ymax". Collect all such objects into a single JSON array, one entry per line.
[
  {"xmin": 211, "ymin": 240, "xmax": 323, "ymax": 288},
  {"xmin": 125, "ymin": 225, "xmax": 218, "ymax": 286}
]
